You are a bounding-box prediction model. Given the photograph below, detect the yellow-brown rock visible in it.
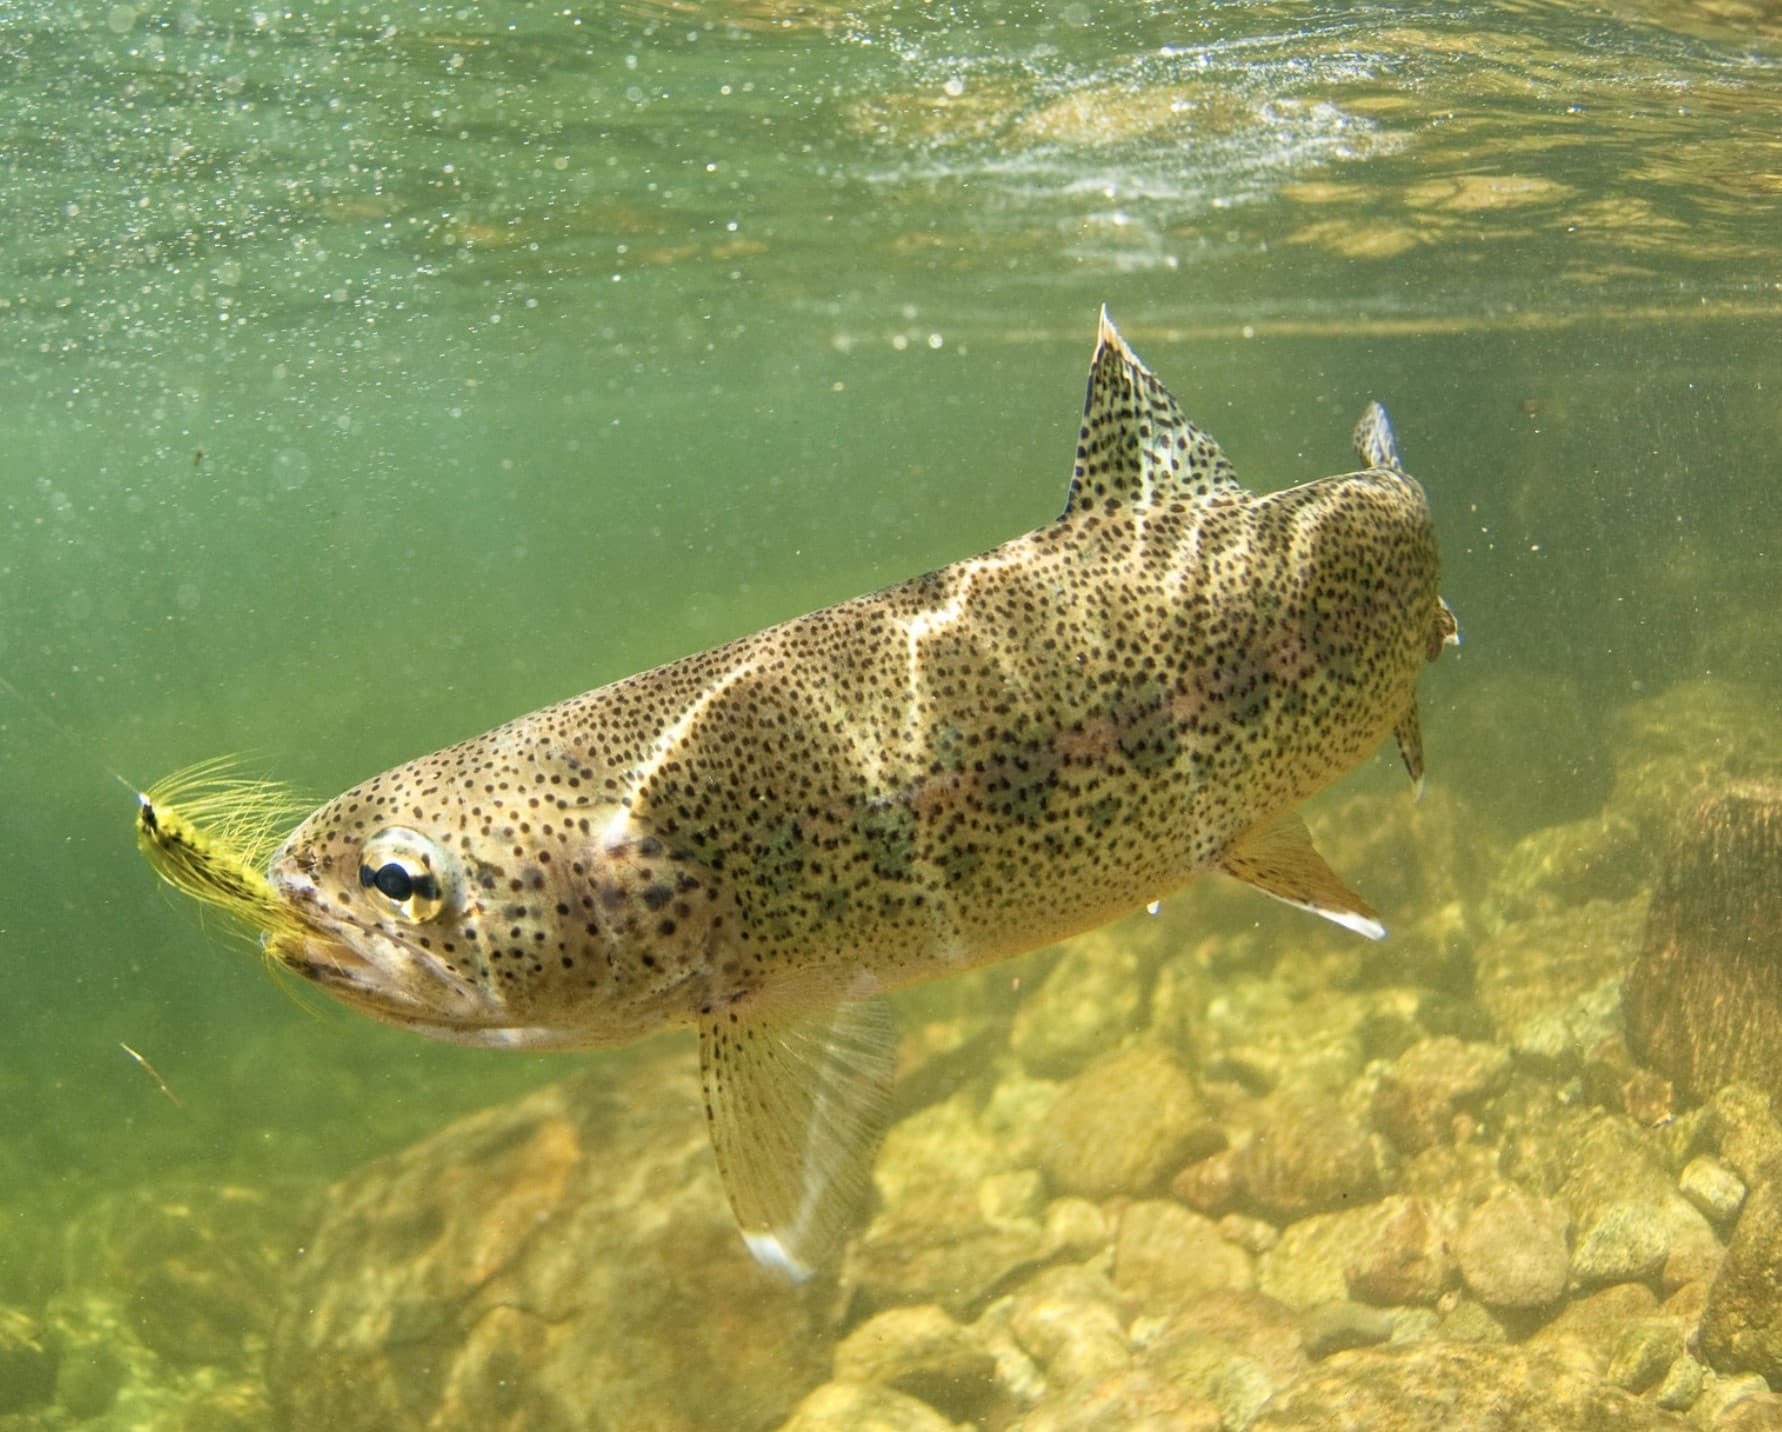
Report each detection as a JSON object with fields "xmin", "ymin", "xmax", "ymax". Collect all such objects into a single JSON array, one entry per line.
[{"xmin": 1625, "ymin": 783, "xmax": 1782, "ymax": 1101}]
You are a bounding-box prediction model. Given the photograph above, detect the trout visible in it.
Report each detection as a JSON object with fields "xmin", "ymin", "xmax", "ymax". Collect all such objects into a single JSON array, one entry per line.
[{"xmin": 140, "ymin": 312, "xmax": 1456, "ymax": 1277}]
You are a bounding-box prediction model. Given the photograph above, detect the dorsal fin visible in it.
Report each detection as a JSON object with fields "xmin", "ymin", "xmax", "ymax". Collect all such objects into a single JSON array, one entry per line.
[
  {"xmin": 1063, "ymin": 307, "xmax": 1242, "ymax": 518},
  {"xmin": 1353, "ymin": 400, "xmax": 1401, "ymax": 470}
]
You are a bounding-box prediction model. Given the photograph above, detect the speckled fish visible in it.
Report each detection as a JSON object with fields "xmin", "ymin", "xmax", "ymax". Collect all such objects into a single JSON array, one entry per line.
[{"xmin": 140, "ymin": 312, "xmax": 1456, "ymax": 1278}]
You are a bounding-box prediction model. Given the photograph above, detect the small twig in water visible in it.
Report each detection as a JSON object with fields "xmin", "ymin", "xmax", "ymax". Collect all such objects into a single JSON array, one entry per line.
[{"xmin": 119, "ymin": 1041, "xmax": 183, "ymax": 1108}]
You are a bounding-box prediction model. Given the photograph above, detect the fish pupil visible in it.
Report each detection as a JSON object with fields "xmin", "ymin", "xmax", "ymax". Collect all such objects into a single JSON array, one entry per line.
[{"xmin": 366, "ymin": 863, "xmax": 415, "ymax": 901}]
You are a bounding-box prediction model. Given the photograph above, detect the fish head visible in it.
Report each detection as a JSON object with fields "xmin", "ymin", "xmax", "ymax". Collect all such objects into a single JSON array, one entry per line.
[{"xmin": 264, "ymin": 754, "xmax": 723, "ymax": 1050}]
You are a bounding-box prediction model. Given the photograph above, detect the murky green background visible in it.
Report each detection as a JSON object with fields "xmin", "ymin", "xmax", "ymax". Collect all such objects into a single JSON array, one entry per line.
[{"xmin": 1, "ymin": 0, "xmax": 1778, "ymax": 1400}]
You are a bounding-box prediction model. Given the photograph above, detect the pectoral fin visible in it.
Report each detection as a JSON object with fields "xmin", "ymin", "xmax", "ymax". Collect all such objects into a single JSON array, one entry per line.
[
  {"xmin": 1220, "ymin": 808, "xmax": 1386, "ymax": 940},
  {"xmin": 1429, "ymin": 597, "xmax": 1461, "ymax": 661},
  {"xmin": 1395, "ymin": 700, "xmax": 1427, "ymax": 798},
  {"xmin": 697, "ymin": 994, "xmax": 898, "ymax": 1281}
]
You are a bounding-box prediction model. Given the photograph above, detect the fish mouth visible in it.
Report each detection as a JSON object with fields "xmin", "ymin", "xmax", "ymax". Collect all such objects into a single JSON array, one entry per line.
[{"xmin": 264, "ymin": 851, "xmax": 512, "ymax": 1041}]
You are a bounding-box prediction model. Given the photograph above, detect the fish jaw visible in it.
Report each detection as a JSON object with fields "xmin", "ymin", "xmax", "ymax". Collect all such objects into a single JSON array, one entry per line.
[{"xmin": 264, "ymin": 847, "xmax": 522, "ymax": 1044}]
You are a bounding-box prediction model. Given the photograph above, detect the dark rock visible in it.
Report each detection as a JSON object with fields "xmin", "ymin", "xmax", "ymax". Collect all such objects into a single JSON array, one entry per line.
[
  {"xmin": 268, "ymin": 1047, "xmax": 828, "ymax": 1432},
  {"xmin": 1570, "ymin": 1199, "xmax": 1670, "ymax": 1287},
  {"xmin": 1654, "ymin": 1352, "xmax": 1705, "ymax": 1411},
  {"xmin": 1494, "ymin": 816, "xmax": 1644, "ymax": 922},
  {"xmin": 1702, "ymin": 1178, "xmax": 1782, "ymax": 1381},
  {"xmin": 850, "ymin": 1090, "xmax": 1059, "ymax": 1318},
  {"xmin": 1250, "ymin": 1341, "xmax": 1689, "ymax": 1430},
  {"xmin": 1198, "ymin": 982, "xmax": 1375, "ymax": 1095},
  {"xmin": 178, "ymin": 1380, "xmax": 276, "ymax": 1431},
  {"xmin": 1543, "ymin": 1110, "xmax": 1711, "ymax": 1292},
  {"xmin": 1606, "ymin": 680, "xmax": 1782, "ymax": 848},
  {"xmin": 1695, "ymin": 1374, "xmax": 1778, "ymax": 1427},
  {"xmin": 1626, "ymin": 783, "xmax": 1782, "ymax": 1102}
]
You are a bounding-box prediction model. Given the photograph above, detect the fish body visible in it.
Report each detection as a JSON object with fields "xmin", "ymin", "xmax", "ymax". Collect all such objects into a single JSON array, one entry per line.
[{"xmin": 153, "ymin": 312, "xmax": 1455, "ymax": 1276}]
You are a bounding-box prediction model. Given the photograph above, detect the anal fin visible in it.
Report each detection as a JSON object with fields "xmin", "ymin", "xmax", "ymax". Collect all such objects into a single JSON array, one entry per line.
[
  {"xmin": 698, "ymin": 994, "xmax": 898, "ymax": 1281},
  {"xmin": 1220, "ymin": 808, "xmax": 1385, "ymax": 940}
]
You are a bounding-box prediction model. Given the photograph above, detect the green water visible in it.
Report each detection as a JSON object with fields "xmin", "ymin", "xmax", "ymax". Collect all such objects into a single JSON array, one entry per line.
[{"xmin": 2, "ymin": 0, "xmax": 1779, "ymax": 1421}]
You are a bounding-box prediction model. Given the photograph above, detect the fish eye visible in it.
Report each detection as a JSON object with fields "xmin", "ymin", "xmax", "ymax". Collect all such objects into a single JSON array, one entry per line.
[{"xmin": 357, "ymin": 827, "xmax": 453, "ymax": 923}]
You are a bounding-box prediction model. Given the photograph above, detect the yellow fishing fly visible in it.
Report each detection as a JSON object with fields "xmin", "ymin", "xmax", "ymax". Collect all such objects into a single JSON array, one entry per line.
[{"xmin": 134, "ymin": 757, "xmax": 309, "ymax": 943}]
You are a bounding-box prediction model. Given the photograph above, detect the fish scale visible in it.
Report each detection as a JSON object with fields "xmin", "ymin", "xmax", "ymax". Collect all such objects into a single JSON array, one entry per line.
[{"xmin": 141, "ymin": 309, "xmax": 1455, "ymax": 1279}]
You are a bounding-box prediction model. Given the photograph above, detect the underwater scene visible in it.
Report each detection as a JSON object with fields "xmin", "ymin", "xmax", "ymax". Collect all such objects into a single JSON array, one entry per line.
[{"xmin": 3, "ymin": 0, "xmax": 1781, "ymax": 1426}]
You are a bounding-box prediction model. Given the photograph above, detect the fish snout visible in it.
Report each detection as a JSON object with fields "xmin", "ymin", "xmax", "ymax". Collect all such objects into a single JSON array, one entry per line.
[{"xmin": 264, "ymin": 843, "xmax": 507, "ymax": 1032}]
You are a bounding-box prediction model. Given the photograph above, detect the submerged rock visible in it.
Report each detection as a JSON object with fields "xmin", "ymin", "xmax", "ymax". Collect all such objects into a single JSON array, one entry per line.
[
  {"xmin": 1342, "ymin": 1195, "xmax": 1453, "ymax": 1306},
  {"xmin": 57, "ymin": 1178, "xmax": 311, "ymax": 1369},
  {"xmin": 1037, "ymin": 1047, "xmax": 1215, "ymax": 1200},
  {"xmin": 0, "ymin": 1304, "xmax": 54, "ymax": 1413},
  {"xmin": 1012, "ymin": 1367, "xmax": 1221, "ymax": 1432},
  {"xmin": 1526, "ymin": 1282, "xmax": 1663, "ymax": 1374},
  {"xmin": 1706, "ymin": 1084, "xmax": 1782, "ymax": 1188},
  {"xmin": 1233, "ymin": 1088, "xmax": 1384, "ymax": 1221},
  {"xmin": 1453, "ymin": 1187, "xmax": 1571, "ymax": 1309},
  {"xmin": 1299, "ymin": 1300, "xmax": 1396, "ymax": 1359},
  {"xmin": 1257, "ymin": 1197, "xmax": 1448, "ymax": 1313},
  {"xmin": 1141, "ymin": 1288, "xmax": 1307, "ymax": 1397},
  {"xmin": 1370, "ymin": 1036, "xmax": 1511, "ymax": 1154},
  {"xmin": 831, "ymin": 1305, "xmax": 997, "ymax": 1423},
  {"xmin": 1626, "ymin": 782, "xmax": 1782, "ymax": 1103},
  {"xmin": 45, "ymin": 1290, "xmax": 158, "ymax": 1422},
  {"xmin": 267, "ymin": 1045, "xmax": 828, "ymax": 1432},
  {"xmin": 846, "ymin": 1188, "xmax": 1055, "ymax": 1321},
  {"xmin": 1680, "ymin": 1156, "xmax": 1747, "ymax": 1227},
  {"xmin": 1250, "ymin": 1341, "xmax": 1688, "ymax": 1429},
  {"xmin": 1471, "ymin": 906, "xmax": 1645, "ymax": 1055},
  {"xmin": 774, "ymin": 1379, "xmax": 967, "ymax": 1432},
  {"xmin": 1493, "ymin": 814, "xmax": 1644, "ymax": 922},
  {"xmin": 1009, "ymin": 932, "xmax": 1150, "ymax": 1077},
  {"xmin": 1004, "ymin": 1264, "xmax": 1131, "ymax": 1390},
  {"xmin": 1605, "ymin": 680, "xmax": 1782, "ymax": 845},
  {"xmin": 1702, "ymin": 1178, "xmax": 1782, "ymax": 1382},
  {"xmin": 1112, "ymin": 1200, "xmax": 1254, "ymax": 1312}
]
